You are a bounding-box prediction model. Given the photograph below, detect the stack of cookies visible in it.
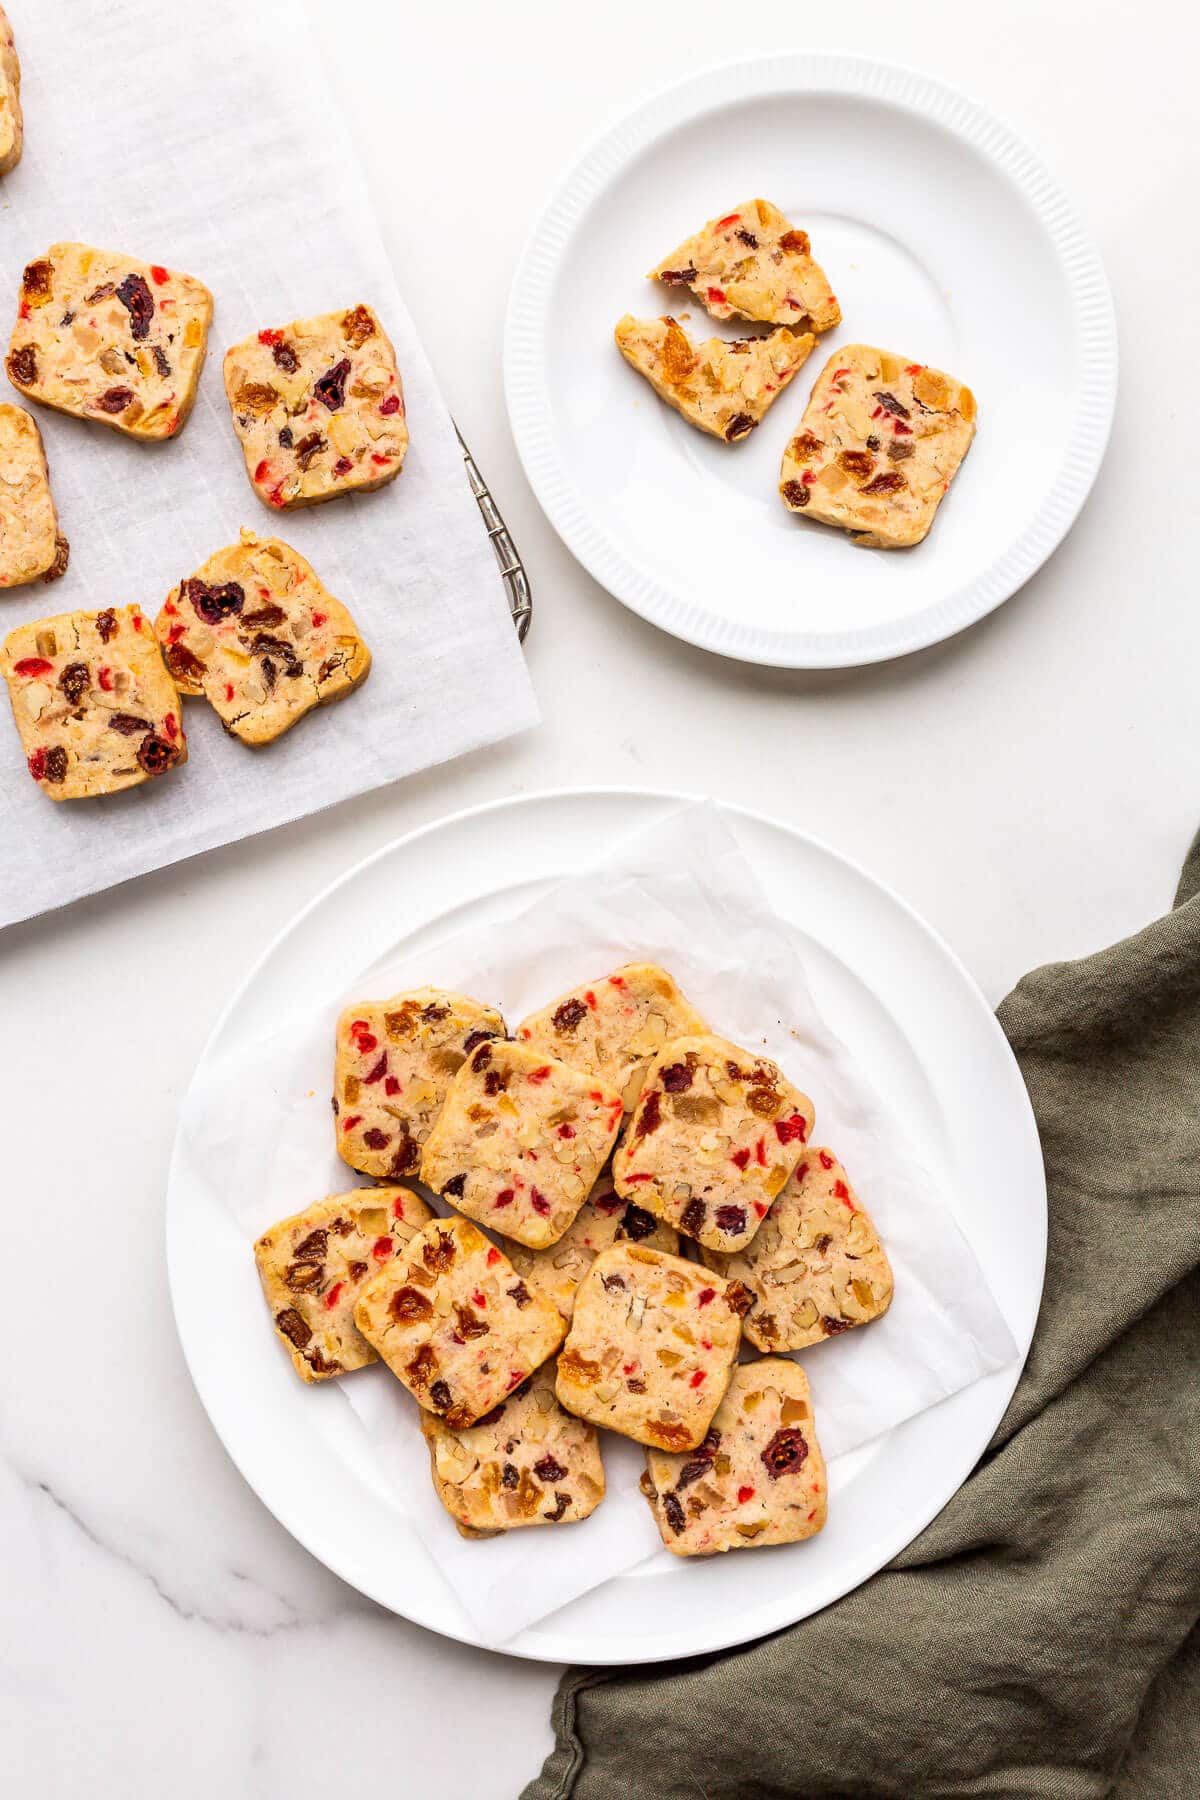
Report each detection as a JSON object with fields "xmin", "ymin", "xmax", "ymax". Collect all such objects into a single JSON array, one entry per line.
[{"xmin": 254, "ymin": 961, "xmax": 895, "ymax": 1557}]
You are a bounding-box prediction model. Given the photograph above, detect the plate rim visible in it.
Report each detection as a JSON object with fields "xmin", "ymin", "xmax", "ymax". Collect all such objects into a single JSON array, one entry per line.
[
  {"xmin": 165, "ymin": 785, "xmax": 1046, "ymax": 1663},
  {"xmin": 503, "ymin": 50, "xmax": 1118, "ymax": 669}
]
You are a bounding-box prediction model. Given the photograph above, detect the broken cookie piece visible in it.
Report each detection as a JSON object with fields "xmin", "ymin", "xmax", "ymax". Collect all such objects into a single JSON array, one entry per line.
[
  {"xmin": 0, "ymin": 6, "xmax": 23, "ymax": 176},
  {"xmin": 497, "ymin": 1170, "xmax": 680, "ymax": 1325},
  {"xmin": 421, "ymin": 1039, "xmax": 625, "ymax": 1250},
  {"xmin": 334, "ymin": 989, "xmax": 505, "ymax": 1182},
  {"xmin": 223, "ymin": 305, "xmax": 406, "ymax": 509},
  {"xmin": 612, "ymin": 1034, "xmax": 814, "ymax": 1254},
  {"xmin": 0, "ymin": 403, "xmax": 67, "ymax": 588},
  {"xmin": 703, "ymin": 1147, "xmax": 894, "ymax": 1351},
  {"xmin": 153, "ymin": 531, "xmax": 370, "ymax": 746},
  {"xmin": 421, "ymin": 1361, "xmax": 605, "ymax": 1537},
  {"xmin": 254, "ymin": 1186, "xmax": 435, "ymax": 1383},
  {"xmin": 7, "ymin": 243, "xmax": 212, "ymax": 439},
  {"xmin": 780, "ymin": 345, "xmax": 977, "ymax": 548},
  {"xmin": 555, "ymin": 1245, "xmax": 747, "ymax": 1450},
  {"xmin": 615, "ymin": 315, "xmax": 813, "ymax": 443},
  {"xmin": 516, "ymin": 961, "xmax": 708, "ymax": 1112},
  {"xmin": 354, "ymin": 1215, "xmax": 567, "ymax": 1428},
  {"xmin": 2, "ymin": 604, "xmax": 185, "ymax": 799},
  {"xmin": 648, "ymin": 200, "xmax": 840, "ymax": 333},
  {"xmin": 641, "ymin": 1359, "xmax": 827, "ymax": 1555}
]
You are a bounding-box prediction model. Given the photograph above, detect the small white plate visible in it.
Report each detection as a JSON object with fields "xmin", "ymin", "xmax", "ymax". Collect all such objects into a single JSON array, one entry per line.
[
  {"xmin": 504, "ymin": 55, "xmax": 1117, "ymax": 667},
  {"xmin": 167, "ymin": 789, "xmax": 1045, "ymax": 1664}
]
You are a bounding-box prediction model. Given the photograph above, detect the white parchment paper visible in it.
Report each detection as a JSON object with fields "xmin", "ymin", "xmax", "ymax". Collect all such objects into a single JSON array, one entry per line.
[
  {"xmin": 178, "ymin": 801, "xmax": 1018, "ymax": 1645},
  {"xmin": 0, "ymin": 0, "xmax": 538, "ymax": 928}
]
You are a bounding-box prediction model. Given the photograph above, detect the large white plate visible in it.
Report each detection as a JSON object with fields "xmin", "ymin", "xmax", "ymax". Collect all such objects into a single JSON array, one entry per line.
[
  {"xmin": 504, "ymin": 55, "xmax": 1117, "ymax": 668},
  {"xmin": 167, "ymin": 790, "xmax": 1045, "ymax": 1663}
]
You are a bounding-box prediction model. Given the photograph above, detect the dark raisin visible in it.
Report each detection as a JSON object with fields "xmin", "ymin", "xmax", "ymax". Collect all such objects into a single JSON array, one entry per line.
[
  {"xmin": 661, "ymin": 1062, "xmax": 692, "ymax": 1093},
  {"xmin": 7, "ymin": 345, "xmax": 37, "ymax": 386},
  {"xmin": 866, "ymin": 434, "xmax": 881, "ymax": 451},
  {"xmin": 423, "ymin": 1230, "xmax": 457, "ymax": 1274},
  {"xmin": 618, "ymin": 1203, "xmax": 657, "ymax": 1242},
  {"xmin": 166, "ymin": 643, "xmax": 206, "ymax": 685},
  {"xmin": 471, "ymin": 1044, "xmax": 493, "ymax": 1072},
  {"xmin": 658, "ymin": 266, "xmax": 697, "ymax": 286},
  {"xmin": 501, "ymin": 1462, "xmax": 519, "ymax": 1489},
  {"xmin": 108, "ymin": 712, "xmax": 150, "ymax": 736},
  {"xmin": 43, "ymin": 745, "xmax": 68, "ymax": 783},
  {"xmin": 636, "ymin": 1090, "xmax": 663, "ymax": 1137},
  {"xmin": 152, "ymin": 345, "xmax": 171, "ymax": 378},
  {"xmin": 821, "ymin": 1315, "xmax": 853, "ymax": 1336},
  {"xmin": 453, "ymin": 1303, "xmax": 488, "ymax": 1341},
  {"xmin": 294, "ymin": 1228, "xmax": 328, "ymax": 1259},
  {"xmin": 388, "ymin": 1286, "xmax": 433, "ymax": 1322},
  {"xmin": 363, "ymin": 1127, "xmax": 390, "ymax": 1150},
  {"xmin": 342, "ymin": 305, "xmax": 376, "ymax": 349},
  {"xmin": 552, "ymin": 996, "xmax": 588, "ymax": 1033},
  {"xmin": 873, "ymin": 390, "xmax": 911, "ymax": 419},
  {"xmin": 260, "ymin": 657, "xmax": 277, "ymax": 692},
  {"xmin": 96, "ymin": 386, "xmax": 135, "ymax": 413},
  {"xmin": 285, "ymin": 1261, "xmax": 323, "ymax": 1292},
  {"xmin": 21, "ymin": 259, "xmax": 53, "ymax": 300},
  {"xmin": 734, "ymin": 228, "xmax": 759, "ymax": 248},
  {"xmin": 815, "ymin": 1233, "xmax": 832, "ymax": 1253},
  {"xmin": 85, "ymin": 282, "xmax": 116, "ymax": 303},
  {"xmin": 43, "ymin": 534, "xmax": 70, "ymax": 583},
  {"xmin": 663, "ymin": 1492, "xmax": 686, "ymax": 1534},
  {"xmin": 544, "ymin": 1492, "xmax": 571, "ymax": 1523},
  {"xmin": 136, "ymin": 733, "xmax": 178, "ymax": 775},
  {"xmin": 627, "ymin": 1377, "xmax": 647, "ymax": 1393},
  {"xmin": 680, "ymin": 1197, "xmax": 705, "ymax": 1237},
  {"xmin": 294, "ymin": 430, "xmax": 327, "ymax": 471},
  {"xmin": 184, "ymin": 578, "xmax": 245, "ymax": 625},
  {"xmin": 725, "ymin": 1280, "xmax": 754, "ymax": 1317},
  {"xmin": 241, "ymin": 603, "xmax": 286, "ymax": 628},
  {"xmin": 534, "ymin": 1454, "xmax": 567, "ymax": 1483},
  {"xmin": 861, "ymin": 471, "xmax": 905, "ymax": 495},
  {"xmin": 58, "ymin": 662, "xmax": 89, "ymax": 705},
  {"xmin": 275, "ymin": 1308, "xmax": 311, "ymax": 1349},
  {"xmin": 601, "ymin": 1273, "xmax": 627, "ymax": 1293},
  {"xmin": 725, "ymin": 412, "xmax": 756, "ymax": 442},
  {"xmin": 95, "ymin": 609, "xmax": 117, "ymax": 643},
  {"xmin": 782, "ymin": 480, "xmax": 810, "ymax": 508},
  {"xmin": 251, "ymin": 633, "xmax": 303, "ymax": 676},
  {"xmin": 389, "ymin": 1133, "xmax": 419, "ymax": 1177},
  {"xmin": 428, "ymin": 1379, "xmax": 452, "ymax": 1412},
  {"xmin": 887, "ymin": 441, "xmax": 915, "ymax": 462},
  {"xmin": 761, "ymin": 1426, "xmax": 809, "ymax": 1478},
  {"xmin": 272, "ymin": 340, "xmax": 300, "ymax": 373},
  {"xmin": 462, "ymin": 1029, "xmax": 498, "ymax": 1055},
  {"xmin": 483, "ymin": 1070, "xmax": 507, "ymax": 1096},
  {"xmin": 442, "ymin": 1174, "xmax": 467, "ymax": 1199},
  {"xmin": 278, "ymin": 425, "xmax": 294, "ymax": 448},
  {"xmin": 60, "ymin": 312, "xmax": 76, "ymax": 327},
  {"xmin": 115, "ymin": 272, "xmax": 155, "ymax": 340},
  {"xmin": 348, "ymin": 1259, "xmax": 368, "ymax": 1282},
  {"xmin": 313, "ymin": 357, "xmax": 351, "ymax": 410},
  {"xmin": 507, "ymin": 1281, "xmax": 531, "ymax": 1309},
  {"xmin": 715, "ymin": 1204, "xmax": 747, "ymax": 1235},
  {"xmin": 305, "ymin": 1349, "xmax": 342, "ymax": 1375},
  {"xmin": 422, "ymin": 1002, "xmax": 450, "ymax": 1021}
]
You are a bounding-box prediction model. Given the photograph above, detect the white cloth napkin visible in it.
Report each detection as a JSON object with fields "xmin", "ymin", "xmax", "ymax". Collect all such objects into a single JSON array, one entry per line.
[
  {"xmin": 178, "ymin": 800, "xmax": 1018, "ymax": 1645},
  {"xmin": 0, "ymin": 0, "xmax": 538, "ymax": 928}
]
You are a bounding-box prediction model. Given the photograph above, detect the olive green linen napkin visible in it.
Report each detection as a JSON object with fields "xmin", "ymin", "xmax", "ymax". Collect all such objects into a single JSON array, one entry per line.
[{"xmin": 524, "ymin": 837, "xmax": 1200, "ymax": 1800}]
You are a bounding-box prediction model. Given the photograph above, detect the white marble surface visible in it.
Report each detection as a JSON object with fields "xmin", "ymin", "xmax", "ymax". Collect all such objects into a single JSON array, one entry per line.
[{"xmin": 3, "ymin": 1, "xmax": 1197, "ymax": 1794}]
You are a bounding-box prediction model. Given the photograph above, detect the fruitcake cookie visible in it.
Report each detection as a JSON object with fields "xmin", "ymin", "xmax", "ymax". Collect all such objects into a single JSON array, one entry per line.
[
  {"xmin": 421, "ymin": 1361, "xmax": 605, "ymax": 1537},
  {"xmin": 516, "ymin": 961, "xmax": 708, "ymax": 1112},
  {"xmin": 354, "ymin": 1215, "xmax": 567, "ymax": 1428},
  {"xmin": 612, "ymin": 1035, "xmax": 814, "ymax": 1253},
  {"xmin": 641, "ymin": 1360, "xmax": 827, "ymax": 1556},
  {"xmin": 648, "ymin": 200, "xmax": 840, "ymax": 333},
  {"xmin": 555, "ymin": 1245, "xmax": 748, "ymax": 1450},
  {"xmin": 2, "ymin": 605, "xmax": 185, "ymax": 799},
  {"xmin": 0, "ymin": 404, "xmax": 67, "ymax": 588},
  {"xmin": 614, "ymin": 315, "xmax": 814, "ymax": 444},
  {"xmin": 154, "ymin": 531, "xmax": 370, "ymax": 745},
  {"xmin": 254, "ymin": 1186, "xmax": 435, "ymax": 1382},
  {"xmin": 497, "ymin": 1171, "xmax": 680, "ymax": 1325},
  {"xmin": 334, "ymin": 989, "xmax": 505, "ymax": 1181},
  {"xmin": 703, "ymin": 1147, "xmax": 893, "ymax": 1351},
  {"xmin": 780, "ymin": 346, "xmax": 977, "ymax": 548},
  {"xmin": 223, "ymin": 305, "xmax": 406, "ymax": 509},
  {"xmin": 421, "ymin": 1040, "xmax": 625, "ymax": 1250},
  {"xmin": 7, "ymin": 244, "xmax": 212, "ymax": 440},
  {"xmin": 0, "ymin": 6, "xmax": 22, "ymax": 177}
]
